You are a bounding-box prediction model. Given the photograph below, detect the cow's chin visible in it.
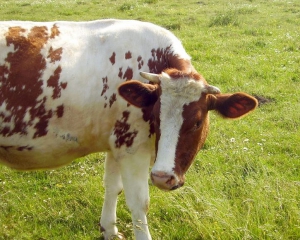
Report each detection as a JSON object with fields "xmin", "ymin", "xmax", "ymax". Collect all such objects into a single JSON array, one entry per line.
[
  {"xmin": 170, "ymin": 181, "xmax": 184, "ymax": 191},
  {"xmin": 150, "ymin": 172, "xmax": 185, "ymax": 191},
  {"xmin": 154, "ymin": 180, "xmax": 184, "ymax": 191}
]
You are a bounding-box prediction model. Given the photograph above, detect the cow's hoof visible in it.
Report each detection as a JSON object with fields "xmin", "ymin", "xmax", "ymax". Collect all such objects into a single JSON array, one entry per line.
[
  {"xmin": 99, "ymin": 224, "xmax": 125, "ymax": 240},
  {"xmin": 105, "ymin": 233, "xmax": 125, "ymax": 240}
]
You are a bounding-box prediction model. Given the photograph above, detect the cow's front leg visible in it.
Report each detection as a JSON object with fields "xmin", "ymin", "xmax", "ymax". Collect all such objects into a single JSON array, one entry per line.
[
  {"xmin": 100, "ymin": 152, "xmax": 124, "ymax": 239},
  {"xmin": 119, "ymin": 148, "xmax": 152, "ymax": 240}
]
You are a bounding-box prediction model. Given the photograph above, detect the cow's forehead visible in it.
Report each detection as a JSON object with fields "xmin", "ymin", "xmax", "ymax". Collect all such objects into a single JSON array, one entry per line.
[{"xmin": 159, "ymin": 72, "xmax": 206, "ymax": 104}]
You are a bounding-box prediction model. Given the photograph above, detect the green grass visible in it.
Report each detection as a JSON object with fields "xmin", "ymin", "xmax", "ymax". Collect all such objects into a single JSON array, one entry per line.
[{"xmin": 0, "ymin": 0, "xmax": 300, "ymax": 239}]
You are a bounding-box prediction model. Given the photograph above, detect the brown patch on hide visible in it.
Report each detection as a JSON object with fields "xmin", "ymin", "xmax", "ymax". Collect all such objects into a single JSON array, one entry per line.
[{"xmin": 113, "ymin": 111, "xmax": 138, "ymax": 148}]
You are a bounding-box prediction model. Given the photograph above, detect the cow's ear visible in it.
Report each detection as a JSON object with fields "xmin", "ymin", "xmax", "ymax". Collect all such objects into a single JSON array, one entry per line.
[
  {"xmin": 208, "ymin": 93, "xmax": 258, "ymax": 118},
  {"xmin": 118, "ymin": 80, "xmax": 158, "ymax": 108}
]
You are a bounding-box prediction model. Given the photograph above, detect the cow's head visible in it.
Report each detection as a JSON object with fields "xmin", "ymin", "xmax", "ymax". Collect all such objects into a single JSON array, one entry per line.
[{"xmin": 118, "ymin": 69, "xmax": 258, "ymax": 191}]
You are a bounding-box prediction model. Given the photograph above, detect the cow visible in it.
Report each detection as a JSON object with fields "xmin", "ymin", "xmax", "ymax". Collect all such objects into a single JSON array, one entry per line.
[{"xmin": 0, "ymin": 19, "xmax": 258, "ymax": 239}]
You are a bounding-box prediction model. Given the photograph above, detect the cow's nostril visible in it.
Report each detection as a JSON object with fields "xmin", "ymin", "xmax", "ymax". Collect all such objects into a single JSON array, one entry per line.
[{"xmin": 166, "ymin": 175, "xmax": 175, "ymax": 185}]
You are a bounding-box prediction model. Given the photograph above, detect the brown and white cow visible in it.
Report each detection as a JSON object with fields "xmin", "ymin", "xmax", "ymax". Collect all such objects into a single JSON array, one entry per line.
[{"xmin": 0, "ymin": 19, "xmax": 258, "ymax": 239}]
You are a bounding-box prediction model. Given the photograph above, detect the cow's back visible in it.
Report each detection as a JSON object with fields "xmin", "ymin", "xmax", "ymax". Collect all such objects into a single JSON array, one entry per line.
[{"xmin": 0, "ymin": 19, "xmax": 190, "ymax": 170}]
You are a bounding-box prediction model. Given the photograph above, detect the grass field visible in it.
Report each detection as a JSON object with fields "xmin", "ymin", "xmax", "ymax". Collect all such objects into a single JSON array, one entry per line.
[{"xmin": 0, "ymin": 0, "xmax": 299, "ymax": 239}]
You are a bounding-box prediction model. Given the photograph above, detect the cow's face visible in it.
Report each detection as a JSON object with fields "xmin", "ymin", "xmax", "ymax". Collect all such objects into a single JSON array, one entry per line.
[{"xmin": 119, "ymin": 69, "xmax": 258, "ymax": 191}]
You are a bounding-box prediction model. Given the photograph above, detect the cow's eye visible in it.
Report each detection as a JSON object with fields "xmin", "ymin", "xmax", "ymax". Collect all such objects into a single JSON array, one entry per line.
[{"xmin": 194, "ymin": 120, "xmax": 202, "ymax": 130}]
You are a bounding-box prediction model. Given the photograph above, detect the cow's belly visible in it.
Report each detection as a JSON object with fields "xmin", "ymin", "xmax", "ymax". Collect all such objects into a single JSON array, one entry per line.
[
  {"xmin": 0, "ymin": 129, "xmax": 110, "ymax": 170},
  {"xmin": 0, "ymin": 150, "xmax": 74, "ymax": 170},
  {"xmin": 0, "ymin": 142, "xmax": 95, "ymax": 170},
  {"xmin": 0, "ymin": 140, "xmax": 79, "ymax": 170}
]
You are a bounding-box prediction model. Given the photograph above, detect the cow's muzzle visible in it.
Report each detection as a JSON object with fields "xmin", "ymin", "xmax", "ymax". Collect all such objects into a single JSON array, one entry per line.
[{"xmin": 151, "ymin": 171, "xmax": 184, "ymax": 191}]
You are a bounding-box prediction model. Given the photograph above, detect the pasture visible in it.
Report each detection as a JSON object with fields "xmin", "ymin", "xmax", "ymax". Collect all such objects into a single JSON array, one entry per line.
[{"xmin": 0, "ymin": 0, "xmax": 299, "ymax": 239}]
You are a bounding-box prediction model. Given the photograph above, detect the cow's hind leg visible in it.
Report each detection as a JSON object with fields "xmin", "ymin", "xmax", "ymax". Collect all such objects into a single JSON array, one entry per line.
[
  {"xmin": 100, "ymin": 152, "xmax": 124, "ymax": 239},
  {"xmin": 119, "ymin": 147, "xmax": 152, "ymax": 240}
]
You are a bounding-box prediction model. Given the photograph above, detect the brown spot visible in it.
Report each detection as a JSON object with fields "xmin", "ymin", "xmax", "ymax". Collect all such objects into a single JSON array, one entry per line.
[
  {"xmin": 109, "ymin": 93, "xmax": 117, "ymax": 108},
  {"xmin": 118, "ymin": 66, "xmax": 133, "ymax": 81},
  {"xmin": 147, "ymin": 47, "xmax": 193, "ymax": 74},
  {"xmin": 50, "ymin": 24, "xmax": 60, "ymax": 39},
  {"xmin": 101, "ymin": 77, "xmax": 109, "ymax": 96},
  {"xmin": 147, "ymin": 47, "xmax": 170, "ymax": 73},
  {"xmin": 123, "ymin": 67, "xmax": 133, "ymax": 80},
  {"xmin": 118, "ymin": 67, "xmax": 123, "ymax": 79},
  {"xmin": 0, "ymin": 145, "xmax": 33, "ymax": 151},
  {"xmin": 109, "ymin": 52, "xmax": 116, "ymax": 65},
  {"xmin": 1, "ymin": 26, "xmax": 48, "ymax": 137},
  {"xmin": 47, "ymin": 47, "xmax": 63, "ymax": 63},
  {"xmin": 142, "ymin": 108, "xmax": 155, "ymax": 137},
  {"xmin": 104, "ymin": 103, "xmax": 107, "ymax": 108},
  {"xmin": 17, "ymin": 145, "xmax": 33, "ymax": 151},
  {"xmin": 113, "ymin": 111, "xmax": 138, "ymax": 148},
  {"xmin": 61, "ymin": 82, "xmax": 67, "ymax": 89},
  {"xmin": 0, "ymin": 127, "xmax": 10, "ymax": 136},
  {"xmin": 0, "ymin": 25, "xmax": 66, "ymax": 138},
  {"xmin": 125, "ymin": 51, "xmax": 132, "ymax": 59},
  {"xmin": 137, "ymin": 56, "xmax": 144, "ymax": 70},
  {"xmin": 47, "ymin": 66, "xmax": 66, "ymax": 99},
  {"xmin": 31, "ymin": 96, "xmax": 53, "ymax": 138},
  {"xmin": 56, "ymin": 105, "xmax": 64, "ymax": 118}
]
